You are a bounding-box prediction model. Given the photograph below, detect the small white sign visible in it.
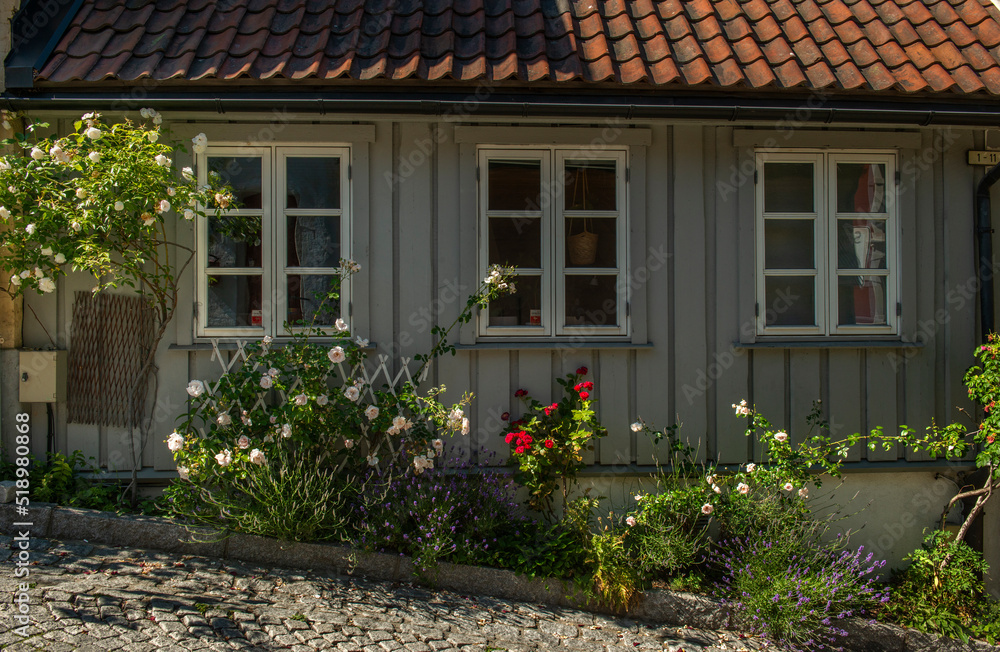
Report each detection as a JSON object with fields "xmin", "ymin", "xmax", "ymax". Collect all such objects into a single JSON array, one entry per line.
[{"xmin": 968, "ymin": 150, "xmax": 1000, "ymax": 165}]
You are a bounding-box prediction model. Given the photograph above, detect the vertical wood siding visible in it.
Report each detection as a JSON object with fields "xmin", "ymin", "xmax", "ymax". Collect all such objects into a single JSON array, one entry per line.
[{"xmin": 26, "ymin": 119, "xmax": 984, "ymax": 471}]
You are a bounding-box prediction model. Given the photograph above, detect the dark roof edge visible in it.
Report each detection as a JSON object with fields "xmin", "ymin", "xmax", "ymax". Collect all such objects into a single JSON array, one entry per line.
[
  {"xmin": 5, "ymin": 89, "xmax": 1000, "ymax": 127},
  {"xmin": 5, "ymin": 0, "xmax": 86, "ymax": 90}
]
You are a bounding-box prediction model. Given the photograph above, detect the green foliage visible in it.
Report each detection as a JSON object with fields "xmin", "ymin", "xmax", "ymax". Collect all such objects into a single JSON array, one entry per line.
[
  {"xmin": 487, "ymin": 519, "xmax": 591, "ymax": 581},
  {"xmin": 883, "ymin": 530, "xmax": 997, "ymax": 644},
  {"xmin": 504, "ymin": 369, "xmax": 608, "ymax": 518},
  {"xmin": 165, "ymin": 444, "xmax": 355, "ymax": 542},
  {"xmin": 628, "ymin": 488, "xmax": 709, "ymax": 578}
]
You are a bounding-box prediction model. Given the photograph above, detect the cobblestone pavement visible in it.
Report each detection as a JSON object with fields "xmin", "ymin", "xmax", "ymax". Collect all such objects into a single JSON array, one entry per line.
[{"xmin": 0, "ymin": 537, "xmax": 773, "ymax": 652}]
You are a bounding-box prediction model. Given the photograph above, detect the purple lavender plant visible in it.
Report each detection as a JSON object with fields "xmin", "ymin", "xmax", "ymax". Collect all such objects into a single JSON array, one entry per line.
[
  {"xmin": 710, "ymin": 534, "xmax": 889, "ymax": 651},
  {"xmin": 354, "ymin": 448, "xmax": 530, "ymax": 575}
]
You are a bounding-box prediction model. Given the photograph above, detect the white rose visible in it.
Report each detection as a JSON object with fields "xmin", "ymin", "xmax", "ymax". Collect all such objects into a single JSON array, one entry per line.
[
  {"xmin": 344, "ymin": 438, "xmax": 355, "ymax": 449},
  {"xmin": 461, "ymin": 418, "xmax": 470, "ymax": 435},
  {"xmin": 85, "ymin": 127, "xmax": 102, "ymax": 140},
  {"xmin": 366, "ymin": 454, "xmax": 379, "ymax": 466},
  {"xmin": 19, "ymin": 270, "xmax": 30, "ymax": 279},
  {"xmin": 38, "ymin": 277, "xmax": 56, "ymax": 293},
  {"xmin": 176, "ymin": 466, "xmax": 190, "ymax": 480},
  {"xmin": 153, "ymin": 114, "xmax": 162, "ymax": 125},
  {"xmin": 166, "ymin": 431, "xmax": 185, "ymax": 452},
  {"xmin": 432, "ymin": 439, "xmax": 444, "ymax": 452},
  {"xmin": 316, "ymin": 394, "xmax": 329, "ymax": 406},
  {"xmin": 167, "ymin": 187, "xmax": 176, "ymax": 196},
  {"xmin": 365, "ymin": 405, "xmax": 379, "ymax": 420},
  {"xmin": 249, "ymin": 449, "xmax": 266, "ymax": 465},
  {"xmin": 737, "ymin": 482, "xmax": 750, "ymax": 495},
  {"xmin": 182, "ymin": 166, "xmax": 194, "ymax": 180},
  {"xmin": 88, "ymin": 151, "xmax": 101, "ymax": 163},
  {"xmin": 53, "ymin": 253, "xmax": 66, "ymax": 264},
  {"xmin": 158, "ymin": 199, "xmax": 170, "ymax": 213},
  {"xmin": 701, "ymin": 503, "xmax": 714, "ymax": 515},
  {"xmin": 192, "ymin": 133, "xmax": 208, "ymax": 154},
  {"xmin": 355, "ymin": 336, "xmax": 369, "ymax": 348},
  {"xmin": 281, "ymin": 423, "xmax": 292, "ymax": 438},
  {"xmin": 75, "ymin": 187, "xmax": 87, "ymax": 199},
  {"xmin": 10, "ymin": 274, "xmax": 20, "ymax": 286},
  {"xmin": 30, "ymin": 147, "xmax": 44, "ymax": 160},
  {"xmin": 774, "ymin": 431, "xmax": 788, "ymax": 443},
  {"xmin": 40, "ymin": 247, "xmax": 52, "ymax": 256},
  {"xmin": 215, "ymin": 449, "xmax": 232, "ymax": 466},
  {"xmin": 154, "ymin": 154, "xmax": 170, "ymax": 167},
  {"xmin": 327, "ymin": 346, "xmax": 346, "ymax": 363},
  {"xmin": 33, "ymin": 267, "xmax": 43, "ymax": 278},
  {"xmin": 71, "ymin": 222, "xmax": 81, "ymax": 232},
  {"xmin": 0, "ymin": 206, "xmax": 9, "ymax": 220},
  {"xmin": 140, "ymin": 108, "xmax": 150, "ymax": 118},
  {"xmin": 237, "ymin": 435, "xmax": 250, "ymax": 449},
  {"xmin": 746, "ymin": 463, "xmax": 757, "ymax": 473},
  {"xmin": 259, "ymin": 375, "xmax": 272, "ymax": 389},
  {"xmin": 626, "ymin": 516, "xmax": 636, "ymax": 527},
  {"xmin": 335, "ymin": 318, "xmax": 348, "ymax": 332},
  {"xmin": 630, "ymin": 421, "xmax": 643, "ymax": 433},
  {"xmin": 217, "ymin": 413, "xmax": 231, "ymax": 426},
  {"xmin": 783, "ymin": 482, "xmax": 794, "ymax": 492},
  {"xmin": 798, "ymin": 487, "xmax": 809, "ymax": 499},
  {"xmin": 147, "ymin": 131, "xmax": 158, "ymax": 143},
  {"xmin": 186, "ymin": 379, "xmax": 205, "ymax": 397},
  {"xmin": 114, "ymin": 201, "xmax": 124, "ymax": 211},
  {"xmin": 183, "ymin": 209, "xmax": 195, "ymax": 220},
  {"xmin": 294, "ymin": 393, "xmax": 308, "ymax": 406},
  {"xmin": 0, "ymin": 159, "xmax": 8, "ymax": 170},
  {"xmin": 392, "ymin": 415, "xmax": 407, "ymax": 430},
  {"xmin": 344, "ymin": 386, "xmax": 360, "ymax": 402},
  {"xmin": 25, "ymin": 223, "xmax": 35, "ymax": 234}
]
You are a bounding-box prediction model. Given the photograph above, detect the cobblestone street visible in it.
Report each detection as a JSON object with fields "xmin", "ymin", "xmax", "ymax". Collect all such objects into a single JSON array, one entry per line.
[{"xmin": 0, "ymin": 537, "xmax": 771, "ymax": 651}]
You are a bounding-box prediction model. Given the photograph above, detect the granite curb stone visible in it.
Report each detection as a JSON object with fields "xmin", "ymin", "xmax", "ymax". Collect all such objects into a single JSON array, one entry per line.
[{"xmin": 2, "ymin": 503, "xmax": 997, "ymax": 652}]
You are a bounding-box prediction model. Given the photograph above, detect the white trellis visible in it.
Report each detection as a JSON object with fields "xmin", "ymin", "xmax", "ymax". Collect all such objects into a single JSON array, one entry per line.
[{"xmin": 191, "ymin": 339, "xmax": 429, "ymax": 447}]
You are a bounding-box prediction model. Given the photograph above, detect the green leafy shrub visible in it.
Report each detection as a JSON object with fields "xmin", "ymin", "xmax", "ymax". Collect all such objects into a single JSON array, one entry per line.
[{"xmin": 883, "ymin": 530, "xmax": 997, "ymax": 643}]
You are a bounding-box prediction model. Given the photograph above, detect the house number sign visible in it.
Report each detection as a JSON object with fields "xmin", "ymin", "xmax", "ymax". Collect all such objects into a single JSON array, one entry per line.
[{"xmin": 968, "ymin": 151, "xmax": 1000, "ymax": 165}]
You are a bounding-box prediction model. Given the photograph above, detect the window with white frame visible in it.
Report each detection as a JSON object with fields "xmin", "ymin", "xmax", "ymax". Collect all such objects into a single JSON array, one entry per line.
[
  {"xmin": 755, "ymin": 151, "xmax": 897, "ymax": 336},
  {"xmin": 478, "ymin": 148, "xmax": 628, "ymax": 337},
  {"xmin": 197, "ymin": 146, "xmax": 350, "ymax": 337}
]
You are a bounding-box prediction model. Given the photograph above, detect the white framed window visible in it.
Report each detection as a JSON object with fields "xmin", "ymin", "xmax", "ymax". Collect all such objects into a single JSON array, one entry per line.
[
  {"xmin": 478, "ymin": 147, "xmax": 628, "ymax": 337},
  {"xmin": 755, "ymin": 150, "xmax": 897, "ymax": 336},
  {"xmin": 196, "ymin": 146, "xmax": 351, "ymax": 337}
]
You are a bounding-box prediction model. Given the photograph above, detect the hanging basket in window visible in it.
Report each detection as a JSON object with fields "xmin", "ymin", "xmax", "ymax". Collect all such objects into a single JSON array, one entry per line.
[
  {"xmin": 567, "ymin": 166, "xmax": 598, "ymax": 266},
  {"xmin": 568, "ymin": 219, "xmax": 598, "ymax": 266}
]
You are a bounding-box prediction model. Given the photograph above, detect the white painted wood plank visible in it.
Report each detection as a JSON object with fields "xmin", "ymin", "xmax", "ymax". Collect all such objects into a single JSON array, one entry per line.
[
  {"xmin": 474, "ymin": 350, "xmax": 510, "ymax": 465},
  {"xmin": 789, "ymin": 349, "xmax": 822, "ymax": 445},
  {"xmin": 751, "ymin": 349, "xmax": 785, "ymax": 462},
  {"xmin": 598, "ymin": 350, "xmax": 630, "ymax": 465},
  {"xmin": 866, "ymin": 351, "xmax": 898, "ymax": 462},
  {"xmin": 827, "ymin": 349, "xmax": 863, "ymax": 462}
]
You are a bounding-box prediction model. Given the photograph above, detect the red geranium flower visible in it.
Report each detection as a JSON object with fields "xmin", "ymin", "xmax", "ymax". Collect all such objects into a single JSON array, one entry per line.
[
  {"xmin": 504, "ymin": 432, "xmax": 515, "ymax": 444},
  {"xmin": 501, "ymin": 411, "xmax": 510, "ymax": 421},
  {"xmin": 576, "ymin": 366, "xmax": 588, "ymax": 375},
  {"xmin": 514, "ymin": 389, "xmax": 528, "ymax": 398},
  {"xmin": 515, "ymin": 445, "xmax": 526, "ymax": 454},
  {"xmin": 581, "ymin": 381, "xmax": 594, "ymax": 390},
  {"xmin": 543, "ymin": 406, "xmax": 554, "ymax": 416},
  {"xmin": 544, "ymin": 439, "xmax": 554, "ymax": 448},
  {"xmin": 522, "ymin": 434, "xmax": 533, "ymax": 444},
  {"xmin": 579, "ymin": 391, "xmax": 590, "ymax": 400}
]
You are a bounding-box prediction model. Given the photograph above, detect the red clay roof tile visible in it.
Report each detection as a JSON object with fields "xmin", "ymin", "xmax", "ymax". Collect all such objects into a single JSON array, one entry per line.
[{"xmin": 29, "ymin": 0, "xmax": 1000, "ymax": 96}]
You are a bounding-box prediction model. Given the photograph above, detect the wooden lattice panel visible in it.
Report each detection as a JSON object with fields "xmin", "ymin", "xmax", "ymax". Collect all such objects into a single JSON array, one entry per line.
[{"xmin": 67, "ymin": 292, "xmax": 153, "ymax": 427}]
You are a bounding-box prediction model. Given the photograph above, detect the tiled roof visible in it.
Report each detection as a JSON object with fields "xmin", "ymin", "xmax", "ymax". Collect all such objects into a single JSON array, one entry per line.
[{"xmin": 34, "ymin": 0, "xmax": 1000, "ymax": 95}]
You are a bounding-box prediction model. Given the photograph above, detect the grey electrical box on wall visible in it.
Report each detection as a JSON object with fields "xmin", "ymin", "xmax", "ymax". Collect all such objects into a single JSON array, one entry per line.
[{"xmin": 19, "ymin": 351, "xmax": 67, "ymax": 403}]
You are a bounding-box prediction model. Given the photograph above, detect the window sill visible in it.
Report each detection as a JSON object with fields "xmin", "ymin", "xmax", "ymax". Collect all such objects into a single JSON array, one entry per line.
[
  {"xmin": 455, "ymin": 341, "xmax": 653, "ymax": 351},
  {"xmin": 734, "ymin": 340, "xmax": 923, "ymax": 350}
]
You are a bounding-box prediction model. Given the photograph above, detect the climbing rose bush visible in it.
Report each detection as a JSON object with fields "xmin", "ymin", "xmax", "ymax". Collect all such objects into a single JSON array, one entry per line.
[{"xmin": 0, "ymin": 110, "xmax": 236, "ymax": 296}]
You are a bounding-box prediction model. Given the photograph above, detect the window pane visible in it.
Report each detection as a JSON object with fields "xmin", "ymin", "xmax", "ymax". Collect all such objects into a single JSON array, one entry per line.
[
  {"xmin": 287, "ymin": 275, "xmax": 340, "ymax": 326},
  {"xmin": 764, "ymin": 276, "xmax": 815, "ymax": 327},
  {"xmin": 286, "ymin": 157, "xmax": 341, "ymax": 209},
  {"xmin": 838, "ymin": 219, "xmax": 887, "ymax": 270},
  {"xmin": 764, "ymin": 162, "xmax": 814, "ymax": 213},
  {"xmin": 564, "ymin": 217, "xmax": 616, "ymax": 268},
  {"xmin": 206, "ymin": 275, "xmax": 262, "ymax": 328},
  {"xmin": 208, "ymin": 157, "xmax": 262, "ymax": 209},
  {"xmin": 489, "ymin": 217, "xmax": 541, "ymax": 268},
  {"xmin": 208, "ymin": 217, "xmax": 262, "ymax": 268},
  {"xmin": 565, "ymin": 275, "xmax": 618, "ymax": 327},
  {"xmin": 837, "ymin": 163, "xmax": 887, "ymax": 213},
  {"xmin": 287, "ymin": 216, "xmax": 340, "ymax": 267},
  {"xmin": 764, "ymin": 219, "xmax": 813, "ymax": 269},
  {"xmin": 489, "ymin": 275, "xmax": 542, "ymax": 327},
  {"xmin": 488, "ymin": 160, "xmax": 542, "ymax": 211},
  {"xmin": 838, "ymin": 275, "xmax": 888, "ymax": 326},
  {"xmin": 564, "ymin": 159, "xmax": 616, "ymax": 211}
]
